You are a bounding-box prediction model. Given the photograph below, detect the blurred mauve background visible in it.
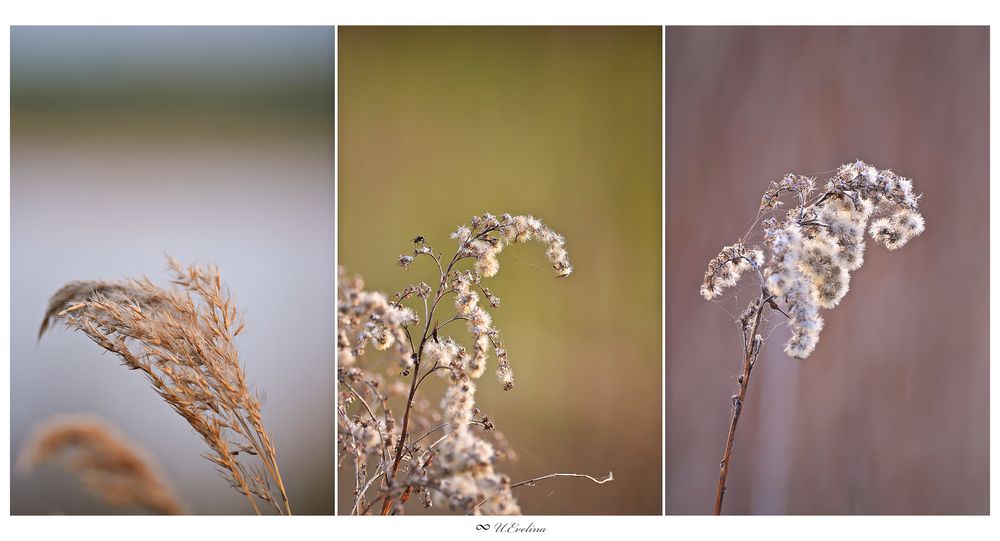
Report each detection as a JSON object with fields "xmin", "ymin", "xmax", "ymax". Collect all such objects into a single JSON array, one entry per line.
[
  {"xmin": 11, "ymin": 27, "xmax": 335, "ymax": 514},
  {"xmin": 665, "ymin": 27, "xmax": 988, "ymax": 514}
]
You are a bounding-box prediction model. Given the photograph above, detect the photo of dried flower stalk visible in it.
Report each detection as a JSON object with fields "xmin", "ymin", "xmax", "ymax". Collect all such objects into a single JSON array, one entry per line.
[
  {"xmin": 339, "ymin": 26, "xmax": 662, "ymax": 514},
  {"xmin": 700, "ymin": 161, "xmax": 924, "ymax": 514},
  {"xmin": 340, "ymin": 213, "xmax": 614, "ymax": 515},
  {"xmin": 11, "ymin": 27, "xmax": 335, "ymax": 514},
  {"xmin": 666, "ymin": 26, "xmax": 988, "ymax": 515}
]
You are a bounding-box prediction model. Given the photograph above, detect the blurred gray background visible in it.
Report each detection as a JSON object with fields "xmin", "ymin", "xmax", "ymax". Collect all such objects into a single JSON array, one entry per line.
[
  {"xmin": 11, "ymin": 27, "xmax": 335, "ymax": 514},
  {"xmin": 666, "ymin": 27, "xmax": 988, "ymax": 514}
]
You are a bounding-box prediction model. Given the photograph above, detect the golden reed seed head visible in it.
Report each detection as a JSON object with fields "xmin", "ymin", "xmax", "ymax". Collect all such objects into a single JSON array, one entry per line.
[{"xmin": 41, "ymin": 257, "xmax": 291, "ymax": 514}]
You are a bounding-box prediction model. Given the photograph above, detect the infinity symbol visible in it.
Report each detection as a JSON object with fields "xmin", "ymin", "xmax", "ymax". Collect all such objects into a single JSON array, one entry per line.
[{"xmin": 475, "ymin": 524, "xmax": 490, "ymax": 531}]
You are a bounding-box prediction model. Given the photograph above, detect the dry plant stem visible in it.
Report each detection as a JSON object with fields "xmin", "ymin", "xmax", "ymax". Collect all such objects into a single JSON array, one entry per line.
[
  {"xmin": 472, "ymin": 472, "xmax": 614, "ymax": 509},
  {"xmin": 510, "ymin": 471, "xmax": 614, "ymax": 490},
  {"xmin": 714, "ymin": 294, "xmax": 768, "ymax": 516},
  {"xmin": 701, "ymin": 161, "xmax": 926, "ymax": 514},
  {"xmin": 382, "ymin": 242, "xmax": 470, "ymax": 515}
]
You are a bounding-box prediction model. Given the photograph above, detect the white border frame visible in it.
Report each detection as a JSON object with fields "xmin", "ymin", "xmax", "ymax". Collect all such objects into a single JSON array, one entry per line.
[{"xmin": 2, "ymin": 1, "xmax": 997, "ymax": 539}]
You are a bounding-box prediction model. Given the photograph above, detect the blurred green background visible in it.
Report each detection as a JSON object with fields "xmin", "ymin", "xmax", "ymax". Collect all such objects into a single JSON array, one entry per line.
[
  {"xmin": 11, "ymin": 27, "xmax": 334, "ymax": 515},
  {"xmin": 338, "ymin": 26, "xmax": 662, "ymax": 515}
]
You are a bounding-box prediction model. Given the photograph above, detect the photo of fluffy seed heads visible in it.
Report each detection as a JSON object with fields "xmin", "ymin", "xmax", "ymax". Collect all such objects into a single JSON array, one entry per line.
[
  {"xmin": 699, "ymin": 160, "xmax": 925, "ymax": 515},
  {"xmin": 38, "ymin": 258, "xmax": 292, "ymax": 515},
  {"xmin": 338, "ymin": 213, "xmax": 612, "ymax": 516}
]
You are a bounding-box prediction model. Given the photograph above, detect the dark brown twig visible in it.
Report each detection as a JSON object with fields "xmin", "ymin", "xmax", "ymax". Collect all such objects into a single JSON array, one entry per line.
[{"xmin": 714, "ymin": 294, "xmax": 768, "ymax": 515}]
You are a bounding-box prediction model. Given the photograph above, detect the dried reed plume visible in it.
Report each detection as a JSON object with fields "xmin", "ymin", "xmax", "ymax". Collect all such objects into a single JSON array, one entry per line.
[
  {"xmin": 39, "ymin": 257, "xmax": 291, "ymax": 515},
  {"xmin": 699, "ymin": 160, "xmax": 925, "ymax": 514},
  {"xmin": 339, "ymin": 212, "xmax": 611, "ymax": 515},
  {"xmin": 17, "ymin": 414, "xmax": 184, "ymax": 515}
]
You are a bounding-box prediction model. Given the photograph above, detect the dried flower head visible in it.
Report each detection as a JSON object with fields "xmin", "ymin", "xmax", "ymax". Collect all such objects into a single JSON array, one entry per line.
[
  {"xmin": 17, "ymin": 414, "xmax": 184, "ymax": 515},
  {"xmin": 700, "ymin": 244, "xmax": 764, "ymax": 300},
  {"xmin": 339, "ymin": 212, "xmax": 608, "ymax": 515},
  {"xmin": 705, "ymin": 160, "xmax": 926, "ymax": 515},
  {"xmin": 701, "ymin": 160, "xmax": 925, "ymax": 358}
]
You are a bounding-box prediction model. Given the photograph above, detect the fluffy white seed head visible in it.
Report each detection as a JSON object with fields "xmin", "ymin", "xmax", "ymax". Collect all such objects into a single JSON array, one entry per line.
[
  {"xmin": 700, "ymin": 244, "xmax": 764, "ymax": 300},
  {"xmin": 703, "ymin": 161, "xmax": 925, "ymax": 359}
]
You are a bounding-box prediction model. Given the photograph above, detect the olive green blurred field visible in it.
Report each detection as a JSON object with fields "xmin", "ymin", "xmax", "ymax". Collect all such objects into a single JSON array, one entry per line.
[{"xmin": 338, "ymin": 27, "xmax": 662, "ymax": 514}]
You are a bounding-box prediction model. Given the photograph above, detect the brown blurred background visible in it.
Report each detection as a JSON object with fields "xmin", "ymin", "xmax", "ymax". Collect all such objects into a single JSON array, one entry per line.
[
  {"xmin": 339, "ymin": 26, "xmax": 662, "ymax": 514},
  {"xmin": 666, "ymin": 27, "xmax": 988, "ymax": 514},
  {"xmin": 11, "ymin": 27, "xmax": 334, "ymax": 514}
]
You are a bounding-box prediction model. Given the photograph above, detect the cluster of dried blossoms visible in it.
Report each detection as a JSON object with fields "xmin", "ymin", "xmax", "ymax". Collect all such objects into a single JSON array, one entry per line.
[
  {"xmin": 338, "ymin": 213, "xmax": 577, "ymax": 515},
  {"xmin": 18, "ymin": 414, "xmax": 184, "ymax": 515},
  {"xmin": 701, "ymin": 160, "xmax": 925, "ymax": 358},
  {"xmin": 40, "ymin": 258, "xmax": 291, "ymax": 514},
  {"xmin": 702, "ymin": 160, "xmax": 926, "ymax": 514}
]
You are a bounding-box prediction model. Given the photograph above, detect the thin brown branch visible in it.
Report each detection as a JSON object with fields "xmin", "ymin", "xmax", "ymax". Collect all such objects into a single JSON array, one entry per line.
[
  {"xmin": 381, "ymin": 231, "xmax": 473, "ymax": 515},
  {"xmin": 714, "ymin": 296, "xmax": 767, "ymax": 515}
]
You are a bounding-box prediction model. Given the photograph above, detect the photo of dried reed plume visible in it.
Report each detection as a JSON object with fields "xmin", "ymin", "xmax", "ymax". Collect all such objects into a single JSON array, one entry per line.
[
  {"xmin": 340, "ymin": 213, "xmax": 613, "ymax": 515},
  {"xmin": 38, "ymin": 258, "xmax": 291, "ymax": 514},
  {"xmin": 699, "ymin": 160, "xmax": 924, "ymax": 514},
  {"xmin": 666, "ymin": 26, "xmax": 988, "ymax": 515},
  {"xmin": 12, "ymin": 27, "xmax": 334, "ymax": 514},
  {"xmin": 339, "ymin": 26, "xmax": 662, "ymax": 514}
]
